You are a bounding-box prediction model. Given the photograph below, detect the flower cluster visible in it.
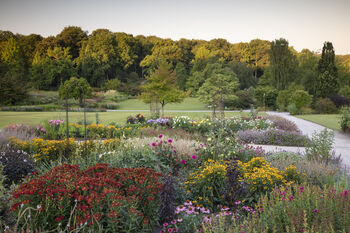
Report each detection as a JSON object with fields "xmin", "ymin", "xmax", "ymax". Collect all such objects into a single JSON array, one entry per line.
[
  {"xmin": 185, "ymin": 160, "xmax": 227, "ymax": 209},
  {"xmin": 48, "ymin": 120, "xmax": 64, "ymax": 127},
  {"xmin": 237, "ymin": 157, "xmax": 302, "ymax": 197},
  {"xmin": 126, "ymin": 113, "xmax": 146, "ymax": 124},
  {"xmin": 11, "ymin": 164, "xmax": 163, "ymax": 232},
  {"xmin": 147, "ymin": 118, "xmax": 171, "ymax": 126},
  {"xmin": 86, "ymin": 124, "xmax": 138, "ymax": 139}
]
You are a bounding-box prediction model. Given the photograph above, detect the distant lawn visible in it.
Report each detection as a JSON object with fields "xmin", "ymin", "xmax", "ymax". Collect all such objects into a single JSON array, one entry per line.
[
  {"xmin": 0, "ymin": 111, "xmax": 259, "ymax": 128},
  {"xmin": 296, "ymin": 114, "xmax": 341, "ymax": 131},
  {"xmin": 117, "ymin": 97, "xmax": 207, "ymax": 110}
]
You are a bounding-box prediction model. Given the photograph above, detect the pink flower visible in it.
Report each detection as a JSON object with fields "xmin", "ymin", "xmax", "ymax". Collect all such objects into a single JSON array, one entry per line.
[
  {"xmin": 313, "ymin": 209, "xmax": 318, "ymax": 213},
  {"xmin": 300, "ymin": 187, "xmax": 304, "ymax": 193},
  {"xmin": 181, "ymin": 160, "xmax": 186, "ymax": 165},
  {"xmin": 173, "ymin": 150, "xmax": 177, "ymax": 154},
  {"xmin": 171, "ymin": 220, "xmax": 177, "ymax": 224},
  {"xmin": 177, "ymin": 218, "xmax": 183, "ymax": 222},
  {"xmin": 36, "ymin": 125, "xmax": 40, "ymax": 130},
  {"xmin": 159, "ymin": 134, "xmax": 163, "ymax": 138},
  {"xmin": 152, "ymin": 142, "xmax": 156, "ymax": 146},
  {"xmin": 41, "ymin": 128, "xmax": 46, "ymax": 132},
  {"xmin": 192, "ymin": 154, "xmax": 197, "ymax": 159},
  {"xmin": 289, "ymin": 196, "xmax": 294, "ymax": 201},
  {"xmin": 235, "ymin": 200, "xmax": 241, "ymax": 205},
  {"xmin": 168, "ymin": 139, "xmax": 173, "ymax": 143},
  {"xmin": 168, "ymin": 228, "xmax": 174, "ymax": 232},
  {"xmin": 280, "ymin": 191, "xmax": 286, "ymax": 196},
  {"xmin": 163, "ymin": 222, "xmax": 169, "ymax": 227}
]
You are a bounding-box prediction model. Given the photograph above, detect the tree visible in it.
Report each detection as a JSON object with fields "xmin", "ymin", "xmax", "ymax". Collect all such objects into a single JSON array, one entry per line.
[
  {"xmin": 198, "ymin": 63, "xmax": 239, "ymax": 118},
  {"xmin": 316, "ymin": 42, "xmax": 338, "ymax": 98},
  {"xmin": 77, "ymin": 29, "xmax": 119, "ymax": 86},
  {"xmin": 175, "ymin": 62, "xmax": 188, "ymax": 91},
  {"xmin": 139, "ymin": 61, "xmax": 187, "ymax": 116},
  {"xmin": 59, "ymin": 77, "xmax": 92, "ymax": 106},
  {"xmin": 296, "ymin": 49, "xmax": 319, "ymax": 96},
  {"xmin": 56, "ymin": 26, "xmax": 88, "ymax": 59},
  {"xmin": 104, "ymin": 78, "xmax": 121, "ymax": 91},
  {"xmin": 0, "ymin": 74, "xmax": 27, "ymax": 106},
  {"xmin": 269, "ymin": 38, "xmax": 298, "ymax": 90}
]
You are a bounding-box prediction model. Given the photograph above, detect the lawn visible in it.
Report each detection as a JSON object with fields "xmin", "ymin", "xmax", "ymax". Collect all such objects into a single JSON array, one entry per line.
[
  {"xmin": 0, "ymin": 111, "xmax": 259, "ymax": 128},
  {"xmin": 296, "ymin": 114, "xmax": 341, "ymax": 131},
  {"xmin": 116, "ymin": 97, "xmax": 207, "ymax": 110}
]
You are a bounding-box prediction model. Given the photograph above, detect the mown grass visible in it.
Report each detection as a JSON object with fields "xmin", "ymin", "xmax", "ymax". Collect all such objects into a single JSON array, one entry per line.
[
  {"xmin": 296, "ymin": 114, "xmax": 341, "ymax": 131},
  {"xmin": 0, "ymin": 111, "xmax": 261, "ymax": 128}
]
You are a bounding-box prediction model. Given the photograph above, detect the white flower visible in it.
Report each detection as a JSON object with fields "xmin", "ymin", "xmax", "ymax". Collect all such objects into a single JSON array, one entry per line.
[
  {"xmin": 37, "ymin": 205, "xmax": 41, "ymax": 209},
  {"xmin": 27, "ymin": 214, "xmax": 31, "ymax": 218},
  {"xmin": 20, "ymin": 203, "xmax": 24, "ymax": 208}
]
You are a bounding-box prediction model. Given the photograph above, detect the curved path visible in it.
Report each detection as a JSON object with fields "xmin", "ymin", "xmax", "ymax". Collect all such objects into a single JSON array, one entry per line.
[{"xmin": 266, "ymin": 112, "xmax": 350, "ymax": 167}]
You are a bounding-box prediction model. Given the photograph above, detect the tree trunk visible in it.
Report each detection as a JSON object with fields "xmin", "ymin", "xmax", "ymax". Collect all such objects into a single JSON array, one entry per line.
[
  {"xmin": 161, "ymin": 101, "xmax": 165, "ymax": 117},
  {"xmin": 220, "ymin": 100, "xmax": 225, "ymax": 119}
]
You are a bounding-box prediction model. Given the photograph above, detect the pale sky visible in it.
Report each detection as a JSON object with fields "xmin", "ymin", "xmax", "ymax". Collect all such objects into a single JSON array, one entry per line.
[{"xmin": 0, "ymin": 0, "xmax": 349, "ymax": 54}]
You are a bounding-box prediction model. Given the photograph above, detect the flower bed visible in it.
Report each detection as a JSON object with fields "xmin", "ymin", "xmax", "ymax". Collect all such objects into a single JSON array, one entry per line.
[
  {"xmin": 237, "ymin": 129, "xmax": 311, "ymax": 146},
  {"xmin": 11, "ymin": 164, "xmax": 163, "ymax": 232}
]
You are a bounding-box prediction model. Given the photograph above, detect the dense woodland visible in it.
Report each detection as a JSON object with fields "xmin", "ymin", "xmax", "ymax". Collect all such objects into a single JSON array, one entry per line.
[{"xmin": 1, "ymin": 26, "xmax": 350, "ymax": 111}]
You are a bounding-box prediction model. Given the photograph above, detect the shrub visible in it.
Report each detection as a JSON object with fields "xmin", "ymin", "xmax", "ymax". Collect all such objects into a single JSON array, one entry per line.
[
  {"xmin": 0, "ymin": 145, "xmax": 35, "ymax": 187},
  {"xmin": 339, "ymin": 85, "xmax": 350, "ymax": 99},
  {"xmin": 329, "ymin": 94, "xmax": 350, "ymax": 108},
  {"xmin": 287, "ymin": 103, "xmax": 298, "ymax": 115},
  {"xmin": 276, "ymin": 90, "xmax": 290, "ymax": 111},
  {"xmin": 185, "ymin": 160, "xmax": 227, "ymax": 211},
  {"xmin": 0, "ymin": 165, "xmax": 16, "ymax": 231},
  {"xmin": 314, "ymin": 98, "xmax": 338, "ymax": 114},
  {"xmin": 231, "ymin": 90, "xmax": 256, "ymax": 109},
  {"xmin": 126, "ymin": 113, "xmax": 146, "ymax": 124},
  {"xmin": 237, "ymin": 129, "xmax": 311, "ymax": 147},
  {"xmin": 264, "ymin": 115, "xmax": 300, "ymax": 133},
  {"xmin": 289, "ymin": 90, "xmax": 312, "ymax": 110},
  {"xmin": 340, "ymin": 107, "xmax": 350, "ymax": 132},
  {"xmin": 11, "ymin": 164, "xmax": 163, "ymax": 232},
  {"xmin": 305, "ymin": 128, "xmax": 341, "ymax": 165}
]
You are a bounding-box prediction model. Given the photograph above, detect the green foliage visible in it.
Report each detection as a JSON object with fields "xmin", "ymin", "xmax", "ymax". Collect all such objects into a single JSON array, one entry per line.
[
  {"xmin": 197, "ymin": 62, "xmax": 239, "ymax": 118},
  {"xmin": 254, "ymin": 85, "xmax": 278, "ymax": 109},
  {"xmin": 139, "ymin": 61, "xmax": 187, "ymax": 116},
  {"xmin": 276, "ymin": 90, "xmax": 290, "ymax": 111},
  {"xmin": 0, "ymin": 75, "xmax": 28, "ymax": 106},
  {"xmin": 316, "ymin": 41, "xmax": 339, "ymax": 98},
  {"xmin": 339, "ymin": 85, "xmax": 350, "ymax": 99},
  {"xmin": 289, "ymin": 90, "xmax": 312, "ymax": 112},
  {"xmin": 296, "ymin": 49, "xmax": 319, "ymax": 95},
  {"xmin": 340, "ymin": 106, "xmax": 350, "ymax": 132},
  {"xmin": 305, "ymin": 129, "xmax": 337, "ymax": 165},
  {"xmin": 58, "ymin": 77, "xmax": 92, "ymax": 105},
  {"xmin": 175, "ymin": 62, "xmax": 188, "ymax": 91},
  {"xmin": 56, "ymin": 26, "xmax": 88, "ymax": 59},
  {"xmin": 103, "ymin": 78, "xmax": 121, "ymax": 91},
  {"xmin": 314, "ymin": 98, "xmax": 338, "ymax": 114},
  {"xmin": 269, "ymin": 38, "xmax": 298, "ymax": 90}
]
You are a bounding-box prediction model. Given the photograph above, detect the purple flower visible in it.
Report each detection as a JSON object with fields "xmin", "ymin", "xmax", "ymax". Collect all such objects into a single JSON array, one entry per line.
[
  {"xmin": 177, "ymin": 218, "xmax": 183, "ymax": 222},
  {"xmin": 159, "ymin": 134, "xmax": 163, "ymax": 138},
  {"xmin": 168, "ymin": 139, "xmax": 173, "ymax": 143},
  {"xmin": 300, "ymin": 187, "xmax": 304, "ymax": 193},
  {"xmin": 171, "ymin": 220, "xmax": 177, "ymax": 224},
  {"xmin": 313, "ymin": 209, "xmax": 318, "ymax": 213},
  {"xmin": 181, "ymin": 160, "xmax": 186, "ymax": 165},
  {"xmin": 152, "ymin": 142, "xmax": 156, "ymax": 147},
  {"xmin": 235, "ymin": 200, "xmax": 241, "ymax": 205},
  {"xmin": 192, "ymin": 154, "xmax": 197, "ymax": 159},
  {"xmin": 173, "ymin": 150, "xmax": 177, "ymax": 154}
]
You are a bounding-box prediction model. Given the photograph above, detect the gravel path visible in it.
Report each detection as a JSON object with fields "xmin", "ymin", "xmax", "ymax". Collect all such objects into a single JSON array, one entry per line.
[{"xmin": 266, "ymin": 112, "xmax": 350, "ymax": 167}]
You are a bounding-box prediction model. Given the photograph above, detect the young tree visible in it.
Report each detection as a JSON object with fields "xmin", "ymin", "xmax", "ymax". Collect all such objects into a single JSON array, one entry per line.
[
  {"xmin": 139, "ymin": 61, "xmax": 187, "ymax": 116},
  {"xmin": 198, "ymin": 63, "xmax": 239, "ymax": 119},
  {"xmin": 316, "ymin": 42, "xmax": 338, "ymax": 98},
  {"xmin": 59, "ymin": 77, "xmax": 92, "ymax": 106}
]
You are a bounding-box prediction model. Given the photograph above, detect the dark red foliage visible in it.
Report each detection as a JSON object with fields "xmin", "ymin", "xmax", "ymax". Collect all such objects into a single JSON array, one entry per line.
[{"xmin": 11, "ymin": 164, "xmax": 163, "ymax": 230}]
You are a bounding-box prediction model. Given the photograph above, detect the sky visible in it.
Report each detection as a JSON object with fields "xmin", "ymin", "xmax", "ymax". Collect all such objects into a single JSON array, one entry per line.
[{"xmin": 0, "ymin": 0, "xmax": 349, "ymax": 54}]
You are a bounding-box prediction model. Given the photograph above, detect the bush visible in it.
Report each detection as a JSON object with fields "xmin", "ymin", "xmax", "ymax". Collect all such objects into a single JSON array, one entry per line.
[
  {"xmin": 329, "ymin": 94, "xmax": 350, "ymax": 108},
  {"xmin": 305, "ymin": 128, "xmax": 341, "ymax": 165},
  {"xmin": 314, "ymin": 98, "xmax": 338, "ymax": 114},
  {"xmin": 340, "ymin": 107, "xmax": 350, "ymax": 132},
  {"xmin": 237, "ymin": 129, "xmax": 311, "ymax": 147},
  {"xmin": 126, "ymin": 113, "xmax": 146, "ymax": 124},
  {"xmin": 276, "ymin": 90, "xmax": 290, "ymax": 111},
  {"xmin": 0, "ymin": 145, "xmax": 35, "ymax": 187},
  {"xmin": 288, "ymin": 90, "xmax": 312, "ymax": 114},
  {"xmin": 0, "ymin": 165, "xmax": 16, "ymax": 231},
  {"xmin": 11, "ymin": 164, "xmax": 163, "ymax": 232},
  {"xmin": 230, "ymin": 90, "xmax": 256, "ymax": 109},
  {"xmin": 287, "ymin": 103, "xmax": 298, "ymax": 115}
]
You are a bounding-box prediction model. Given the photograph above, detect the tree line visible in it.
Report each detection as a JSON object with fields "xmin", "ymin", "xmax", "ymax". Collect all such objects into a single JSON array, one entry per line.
[{"xmin": 0, "ymin": 26, "xmax": 350, "ymax": 110}]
